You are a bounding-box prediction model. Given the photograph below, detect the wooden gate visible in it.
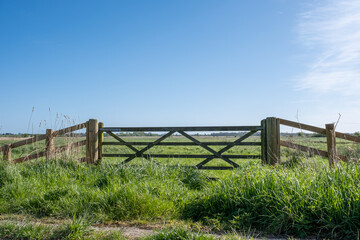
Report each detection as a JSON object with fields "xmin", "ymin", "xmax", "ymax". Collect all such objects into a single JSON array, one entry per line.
[{"xmin": 99, "ymin": 125, "xmax": 264, "ymax": 170}]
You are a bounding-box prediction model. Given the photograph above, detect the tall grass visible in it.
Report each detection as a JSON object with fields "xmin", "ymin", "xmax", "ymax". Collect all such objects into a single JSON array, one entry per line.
[
  {"xmin": 0, "ymin": 158, "xmax": 206, "ymax": 222},
  {"xmin": 182, "ymin": 163, "xmax": 360, "ymax": 239},
  {"xmin": 0, "ymin": 157, "xmax": 359, "ymax": 238}
]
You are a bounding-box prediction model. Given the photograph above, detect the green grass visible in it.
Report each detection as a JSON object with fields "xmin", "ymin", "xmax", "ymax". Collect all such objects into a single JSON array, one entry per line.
[
  {"xmin": 0, "ymin": 222, "xmax": 250, "ymax": 240},
  {"xmin": 0, "ymin": 158, "xmax": 359, "ymax": 238},
  {"xmin": 0, "ymin": 219, "xmax": 127, "ymax": 240},
  {"xmin": 0, "ymin": 135, "xmax": 360, "ymax": 239},
  {"xmin": 183, "ymin": 163, "xmax": 360, "ymax": 239},
  {"xmin": 144, "ymin": 227, "xmax": 217, "ymax": 240},
  {"xmin": 145, "ymin": 227, "xmax": 255, "ymax": 240}
]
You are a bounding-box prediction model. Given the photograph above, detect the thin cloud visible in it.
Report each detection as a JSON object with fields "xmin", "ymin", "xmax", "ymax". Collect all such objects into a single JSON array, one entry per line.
[{"xmin": 297, "ymin": 0, "xmax": 360, "ymax": 94}]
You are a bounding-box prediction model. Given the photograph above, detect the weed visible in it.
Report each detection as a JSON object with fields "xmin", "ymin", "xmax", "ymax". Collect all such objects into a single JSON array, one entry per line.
[{"xmin": 143, "ymin": 227, "xmax": 216, "ymax": 240}]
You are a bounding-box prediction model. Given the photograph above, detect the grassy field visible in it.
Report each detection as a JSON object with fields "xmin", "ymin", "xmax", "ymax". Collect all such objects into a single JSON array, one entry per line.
[{"xmin": 0, "ymin": 135, "xmax": 359, "ymax": 239}]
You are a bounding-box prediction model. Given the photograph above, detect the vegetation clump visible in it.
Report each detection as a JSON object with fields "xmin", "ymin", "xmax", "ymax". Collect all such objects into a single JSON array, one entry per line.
[{"xmin": 0, "ymin": 156, "xmax": 359, "ymax": 239}]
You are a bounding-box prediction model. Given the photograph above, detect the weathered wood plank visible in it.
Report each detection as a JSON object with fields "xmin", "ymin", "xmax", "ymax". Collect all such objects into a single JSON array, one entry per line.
[
  {"xmin": 196, "ymin": 130, "xmax": 258, "ymax": 167},
  {"xmin": 9, "ymin": 135, "xmax": 47, "ymax": 149},
  {"xmin": 178, "ymin": 131, "xmax": 239, "ymax": 168},
  {"xmin": 266, "ymin": 117, "xmax": 280, "ymax": 165},
  {"xmin": 3, "ymin": 145, "xmax": 11, "ymax": 163},
  {"xmin": 335, "ymin": 132, "xmax": 360, "ymax": 143},
  {"xmin": 279, "ymin": 118, "xmax": 326, "ymax": 135},
  {"xmin": 100, "ymin": 126, "xmax": 263, "ymax": 132},
  {"xmin": 326, "ymin": 124, "xmax": 337, "ymax": 166},
  {"xmin": 52, "ymin": 122, "xmax": 87, "ymax": 137},
  {"xmin": 102, "ymin": 154, "xmax": 261, "ymax": 159},
  {"xmin": 280, "ymin": 140, "xmax": 348, "ymax": 162},
  {"xmin": 87, "ymin": 119, "xmax": 98, "ymax": 164},
  {"xmin": 0, "ymin": 122, "xmax": 86, "ymax": 151},
  {"xmin": 197, "ymin": 166, "xmax": 234, "ymax": 170},
  {"xmin": 98, "ymin": 122, "xmax": 104, "ymax": 162},
  {"xmin": 122, "ymin": 131, "xmax": 176, "ymax": 163},
  {"xmin": 13, "ymin": 140, "xmax": 86, "ymax": 164},
  {"xmin": 46, "ymin": 129, "xmax": 55, "ymax": 160},
  {"xmin": 261, "ymin": 119, "xmax": 266, "ymax": 164},
  {"xmin": 102, "ymin": 142, "xmax": 261, "ymax": 146},
  {"xmin": 280, "ymin": 140, "xmax": 328, "ymax": 158},
  {"xmin": 86, "ymin": 121, "xmax": 90, "ymax": 163},
  {"xmin": 13, "ymin": 151, "xmax": 47, "ymax": 163},
  {"xmin": 105, "ymin": 131, "xmax": 139, "ymax": 152}
]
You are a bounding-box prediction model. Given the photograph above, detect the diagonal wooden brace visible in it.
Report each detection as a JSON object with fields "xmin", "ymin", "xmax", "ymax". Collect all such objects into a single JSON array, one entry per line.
[
  {"xmin": 122, "ymin": 130, "xmax": 175, "ymax": 163},
  {"xmin": 106, "ymin": 131, "xmax": 139, "ymax": 153},
  {"xmin": 196, "ymin": 130, "xmax": 258, "ymax": 168},
  {"xmin": 177, "ymin": 130, "xmax": 239, "ymax": 168}
]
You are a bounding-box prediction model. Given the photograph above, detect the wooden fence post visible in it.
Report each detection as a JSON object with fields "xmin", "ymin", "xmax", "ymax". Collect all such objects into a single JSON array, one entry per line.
[
  {"xmin": 265, "ymin": 117, "xmax": 280, "ymax": 165},
  {"xmin": 46, "ymin": 129, "xmax": 55, "ymax": 160},
  {"xmin": 3, "ymin": 145, "xmax": 11, "ymax": 163},
  {"xmin": 326, "ymin": 123, "xmax": 337, "ymax": 166},
  {"xmin": 86, "ymin": 119, "xmax": 98, "ymax": 164},
  {"xmin": 261, "ymin": 119, "xmax": 266, "ymax": 164},
  {"xmin": 98, "ymin": 122, "xmax": 104, "ymax": 163}
]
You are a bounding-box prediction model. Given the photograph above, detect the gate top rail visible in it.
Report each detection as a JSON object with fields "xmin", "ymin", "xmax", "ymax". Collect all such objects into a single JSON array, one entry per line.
[{"xmin": 100, "ymin": 126, "xmax": 263, "ymax": 132}]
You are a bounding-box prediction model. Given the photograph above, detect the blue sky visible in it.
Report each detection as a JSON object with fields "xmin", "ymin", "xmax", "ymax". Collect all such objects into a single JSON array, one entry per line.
[{"xmin": 1, "ymin": 0, "xmax": 359, "ymax": 133}]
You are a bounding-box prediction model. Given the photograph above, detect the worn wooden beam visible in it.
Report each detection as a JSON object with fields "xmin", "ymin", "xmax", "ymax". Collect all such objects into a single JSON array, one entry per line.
[
  {"xmin": 105, "ymin": 131, "xmax": 139, "ymax": 152},
  {"xmin": 86, "ymin": 119, "xmax": 98, "ymax": 164},
  {"xmin": 279, "ymin": 118, "xmax": 326, "ymax": 135},
  {"xmin": 102, "ymin": 141, "xmax": 261, "ymax": 146},
  {"xmin": 45, "ymin": 129, "xmax": 55, "ymax": 160},
  {"xmin": 122, "ymin": 131, "xmax": 175, "ymax": 163},
  {"xmin": 197, "ymin": 166, "xmax": 234, "ymax": 170},
  {"xmin": 326, "ymin": 123, "xmax": 337, "ymax": 166},
  {"xmin": 13, "ymin": 140, "xmax": 87, "ymax": 164},
  {"xmin": 177, "ymin": 131, "xmax": 240, "ymax": 168},
  {"xmin": 98, "ymin": 122, "xmax": 104, "ymax": 162},
  {"xmin": 261, "ymin": 119, "xmax": 266, "ymax": 164},
  {"xmin": 335, "ymin": 131, "xmax": 360, "ymax": 143},
  {"xmin": 100, "ymin": 126, "xmax": 263, "ymax": 132},
  {"xmin": 102, "ymin": 153, "xmax": 261, "ymax": 159},
  {"xmin": 13, "ymin": 151, "xmax": 46, "ymax": 163},
  {"xmin": 280, "ymin": 139, "xmax": 348, "ymax": 162},
  {"xmin": 9, "ymin": 135, "xmax": 47, "ymax": 149},
  {"xmin": 52, "ymin": 122, "xmax": 87, "ymax": 137},
  {"xmin": 280, "ymin": 140, "xmax": 328, "ymax": 158},
  {"xmin": 3, "ymin": 145, "xmax": 11, "ymax": 163},
  {"xmin": 86, "ymin": 121, "xmax": 90, "ymax": 162},
  {"xmin": 266, "ymin": 117, "xmax": 280, "ymax": 165},
  {"xmin": 196, "ymin": 130, "xmax": 257, "ymax": 168}
]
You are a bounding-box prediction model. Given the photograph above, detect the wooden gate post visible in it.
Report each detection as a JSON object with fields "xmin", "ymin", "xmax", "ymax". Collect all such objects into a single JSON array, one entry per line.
[
  {"xmin": 261, "ymin": 119, "xmax": 266, "ymax": 164},
  {"xmin": 265, "ymin": 117, "xmax": 280, "ymax": 165},
  {"xmin": 46, "ymin": 129, "xmax": 55, "ymax": 160},
  {"xmin": 86, "ymin": 119, "xmax": 98, "ymax": 164},
  {"xmin": 3, "ymin": 145, "xmax": 11, "ymax": 163},
  {"xmin": 98, "ymin": 122, "xmax": 104, "ymax": 163},
  {"xmin": 326, "ymin": 123, "xmax": 337, "ymax": 166}
]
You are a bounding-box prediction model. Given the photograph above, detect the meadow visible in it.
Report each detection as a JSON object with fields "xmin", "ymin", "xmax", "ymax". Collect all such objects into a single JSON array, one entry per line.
[{"xmin": 0, "ymin": 135, "xmax": 359, "ymax": 239}]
